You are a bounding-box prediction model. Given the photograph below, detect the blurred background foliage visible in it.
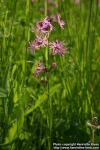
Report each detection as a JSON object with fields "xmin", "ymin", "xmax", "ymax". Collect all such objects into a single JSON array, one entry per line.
[{"xmin": 0, "ymin": 0, "xmax": 100, "ymax": 149}]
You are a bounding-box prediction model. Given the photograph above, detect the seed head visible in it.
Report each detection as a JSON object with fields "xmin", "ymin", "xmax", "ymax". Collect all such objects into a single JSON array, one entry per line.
[
  {"xmin": 87, "ymin": 117, "xmax": 100, "ymax": 130},
  {"xmin": 51, "ymin": 62, "xmax": 57, "ymax": 69}
]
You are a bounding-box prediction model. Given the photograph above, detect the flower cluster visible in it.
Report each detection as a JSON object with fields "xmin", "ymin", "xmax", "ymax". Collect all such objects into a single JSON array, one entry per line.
[
  {"xmin": 29, "ymin": 14, "xmax": 66, "ymax": 55},
  {"xmin": 29, "ymin": 14, "xmax": 67, "ymax": 78}
]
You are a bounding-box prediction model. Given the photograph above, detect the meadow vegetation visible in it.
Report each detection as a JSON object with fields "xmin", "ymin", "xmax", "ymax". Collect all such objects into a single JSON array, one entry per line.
[{"xmin": 0, "ymin": 0, "xmax": 100, "ymax": 149}]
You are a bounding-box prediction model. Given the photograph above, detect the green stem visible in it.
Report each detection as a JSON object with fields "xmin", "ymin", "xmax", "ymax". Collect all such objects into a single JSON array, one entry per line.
[
  {"xmin": 86, "ymin": 0, "xmax": 92, "ymax": 69},
  {"xmin": 45, "ymin": 34, "xmax": 52, "ymax": 150},
  {"xmin": 92, "ymin": 129, "xmax": 95, "ymax": 143},
  {"xmin": 84, "ymin": 0, "xmax": 93, "ymax": 116},
  {"xmin": 44, "ymin": 0, "xmax": 47, "ymax": 17}
]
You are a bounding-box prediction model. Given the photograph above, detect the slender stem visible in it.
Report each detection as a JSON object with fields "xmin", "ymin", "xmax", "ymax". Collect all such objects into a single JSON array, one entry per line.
[
  {"xmin": 44, "ymin": 1, "xmax": 52, "ymax": 148},
  {"xmin": 47, "ymin": 38, "xmax": 52, "ymax": 150},
  {"xmin": 84, "ymin": 0, "xmax": 92, "ymax": 116},
  {"xmin": 45, "ymin": 32, "xmax": 52, "ymax": 150},
  {"xmin": 86, "ymin": 0, "xmax": 92, "ymax": 66},
  {"xmin": 44, "ymin": 0, "xmax": 47, "ymax": 17},
  {"xmin": 95, "ymin": 0, "xmax": 99, "ymax": 23},
  {"xmin": 92, "ymin": 129, "xmax": 95, "ymax": 143}
]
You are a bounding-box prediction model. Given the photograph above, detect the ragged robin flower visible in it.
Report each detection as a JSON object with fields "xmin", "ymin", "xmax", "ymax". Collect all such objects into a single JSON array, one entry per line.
[
  {"xmin": 29, "ymin": 37, "xmax": 48, "ymax": 53},
  {"xmin": 33, "ymin": 62, "xmax": 48, "ymax": 77},
  {"xmin": 56, "ymin": 14, "xmax": 65, "ymax": 29},
  {"xmin": 36, "ymin": 16, "xmax": 53, "ymax": 33},
  {"xmin": 33, "ymin": 62, "xmax": 45, "ymax": 77},
  {"xmin": 74, "ymin": 0, "xmax": 80, "ymax": 5},
  {"xmin": 50, "ymin": 40, "xmax": 67, "ymax": 56}
]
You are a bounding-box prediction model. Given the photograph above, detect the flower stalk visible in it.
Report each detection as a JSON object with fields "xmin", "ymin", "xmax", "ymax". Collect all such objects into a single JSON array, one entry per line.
[
  {"xmin": 87, "ymin": 117, "xmax": 100, "ymax": 143},
  {"xmin": 28, "ymin": 14, "xmax": 67, "ymax": 149}
]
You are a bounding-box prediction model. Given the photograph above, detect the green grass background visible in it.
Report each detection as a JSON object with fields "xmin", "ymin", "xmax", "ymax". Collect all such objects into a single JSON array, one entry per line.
[{"xmin": 0, "ymin": 0, "xmax": 100, "ymax": 149}]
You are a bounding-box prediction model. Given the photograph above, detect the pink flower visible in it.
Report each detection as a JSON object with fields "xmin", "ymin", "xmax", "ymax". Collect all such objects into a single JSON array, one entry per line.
[
  {"xmin": 29, "ymin": 37, "xmax": 48, "ymax": 53},
  {"xmin": 36, "ymin": 17, "xmax": 53, "ymax": 33},
  {"xmin": 50, "ymin": 40, "xmax": 67, "ymax": 56},
  {"xmin": 98, "ymin": 0, "xmax": 100, "ymax": 7},
  {"xmin": 33, "ymin": 62, "xmax": 48, "ymax": 77},
  {"xmin": 56, "ymin": 14, "xmax": 65, "ymax": 29},
  {"xmin": 33, "ymin": 62, "xmax": 44, "ymax": 77},
  {"xmin": 75, "ymin": 0, "xmax": 80, "ymax": 5},
  {"xmin": 47, "ymin": 0, "xmax": 53, "ymax": 3}
]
